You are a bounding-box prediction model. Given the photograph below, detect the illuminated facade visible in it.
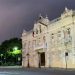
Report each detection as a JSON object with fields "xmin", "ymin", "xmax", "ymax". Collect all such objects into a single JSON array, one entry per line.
[{"xmin": 21, "ymin": 7, "xmax": 75, "ymax": 68}]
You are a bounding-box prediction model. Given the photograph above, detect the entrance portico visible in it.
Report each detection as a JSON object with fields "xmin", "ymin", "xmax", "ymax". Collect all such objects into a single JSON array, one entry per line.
[{"xmin": 38, "ymin": 52, "xmax": 45, "ymax": 68}]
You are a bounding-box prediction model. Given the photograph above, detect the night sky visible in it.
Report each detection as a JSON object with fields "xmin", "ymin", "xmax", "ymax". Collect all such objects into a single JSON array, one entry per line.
[{"xmin": 0, "ymin": 0, "xmax": 75, "ymax": 44}]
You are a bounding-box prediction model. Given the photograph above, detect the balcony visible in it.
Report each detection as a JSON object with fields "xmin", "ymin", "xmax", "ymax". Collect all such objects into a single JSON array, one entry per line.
[{"xmin": 34, "ymin": 43, "xmax": 47, "ymax": 50}]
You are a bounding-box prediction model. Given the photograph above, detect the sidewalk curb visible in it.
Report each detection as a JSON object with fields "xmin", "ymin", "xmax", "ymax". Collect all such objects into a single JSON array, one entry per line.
[
  {"xmin": 22, "ymin": 67, "xmax": 75, "ymax": 71},
  {"xmin": 0, "ymin": 66, "xmax": 22, "ymax": 68}
]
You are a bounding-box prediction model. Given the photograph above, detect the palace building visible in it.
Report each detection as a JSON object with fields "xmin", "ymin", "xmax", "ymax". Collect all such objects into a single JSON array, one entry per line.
[{"xmin": 21, "ymin": 7, "xmax": 75, "ymax": 68}]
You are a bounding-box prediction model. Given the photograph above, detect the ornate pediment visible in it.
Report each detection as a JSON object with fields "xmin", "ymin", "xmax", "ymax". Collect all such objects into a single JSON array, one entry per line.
[{"xmin": 61, "ymin": 7, "xmax": 73, "ymax": 18}]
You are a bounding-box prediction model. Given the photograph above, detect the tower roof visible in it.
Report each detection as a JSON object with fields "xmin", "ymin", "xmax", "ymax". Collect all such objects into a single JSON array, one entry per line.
[{"xmin": 39, "ymin": 13, "xmax": 43, "ymax": 19}]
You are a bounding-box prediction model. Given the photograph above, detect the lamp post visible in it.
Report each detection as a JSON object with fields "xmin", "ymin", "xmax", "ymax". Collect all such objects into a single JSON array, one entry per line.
[
  {"xmin": 64, "ymin": 42, "xmax": 68, "ymax": 69},
  {"xmin": 27, "ymin": 53, "xmax": 30, "ymax": 68},
  {"xmin": 65, "ymin": 52, "xmax": 68, "ymax": 69},
  {"xmin": 13, "ymin": 47, "xmax": 18, "ymax": 65},
  {"xmin": 64, "ymin": 34, "xmax": 69, "ymax": 69}
]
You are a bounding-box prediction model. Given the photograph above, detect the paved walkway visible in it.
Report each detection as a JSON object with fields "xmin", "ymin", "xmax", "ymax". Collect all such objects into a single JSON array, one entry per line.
[
  {"xmin": 0, "ymin": 67, "xmax": 74, "ymax": 75},
  {"xmin": 0, "ymin": 66, "xmax": 75, "ymax": 71}
]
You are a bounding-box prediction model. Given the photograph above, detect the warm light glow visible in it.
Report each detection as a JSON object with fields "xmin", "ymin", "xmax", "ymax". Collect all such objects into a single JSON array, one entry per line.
[
  {"xmin": 13, "ymin": 46, "xmax": 18, "ymax": 50},
  {"xmin": 12, "ymin": 46, "xmax": 21, "ymax": 54},
  {"xmin": 12, "ymin": 50, "xmax": 21, "ymax": 54}
]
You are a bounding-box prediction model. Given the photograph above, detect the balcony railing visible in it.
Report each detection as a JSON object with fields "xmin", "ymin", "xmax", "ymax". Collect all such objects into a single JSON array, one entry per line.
[{"xmin": 34, "ymin": 43, "xmax": 47, "ymax": 50}]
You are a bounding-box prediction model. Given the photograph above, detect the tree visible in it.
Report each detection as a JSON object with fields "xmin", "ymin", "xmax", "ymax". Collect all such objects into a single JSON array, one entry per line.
[{"xmin": 0, "ymin": 37, "xmax": 22, "ymax": 66}]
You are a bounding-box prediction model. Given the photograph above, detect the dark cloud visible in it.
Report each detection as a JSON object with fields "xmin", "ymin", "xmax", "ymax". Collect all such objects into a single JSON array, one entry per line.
[{"xmin": 0, "ymin": 0, "xmax": 75, "ymax": 43}]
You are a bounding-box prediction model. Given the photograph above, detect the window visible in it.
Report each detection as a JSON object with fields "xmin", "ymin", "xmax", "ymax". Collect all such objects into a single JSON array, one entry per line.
[
  {"xmin": 28, "ymin": 41, "xmax": 30, "ymax": 49},
  {"xmin": 38, "ymin": 38, "xmax": 40, "ymax": 46},
  {"xmin": 58, "ymin": 31, "xmax": 61, "ymax": 37},
  {"xmin": 39, "ymin": 25, "xmax": 42, "ymax": 33},
  {"xmin": 23, "ymin": 42, "xmax": 26, "ymax": 49},
  {"xmin": 63, "ymin": 28, "xmax": 72, "ymax": 44},
  {"xmin": 33, "ymin": 40, "xmax": 36, "ymax": 47},
  {"xmin": 32, "ymin": 31, "xmax": 34, "ymax": 37},
  {"xmin": 51, "ymin": 33, "xmax": 54, "ymax": 39},
  {"xmin": 67, "ymin": 28, "xmax": 70, "ymax": 34},
  {"xmin": 36, "ymin": 29, "xmax": 38, "ymax": 34},
  {"xmin": 43, "ymin": 36, "xmax": 46, "ymax": 43}
]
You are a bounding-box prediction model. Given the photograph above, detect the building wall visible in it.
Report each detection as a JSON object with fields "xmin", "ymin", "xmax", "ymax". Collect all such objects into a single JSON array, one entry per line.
[{"xmin": 21, "ymin": 7, "xmax": 75, "ymax": 68}]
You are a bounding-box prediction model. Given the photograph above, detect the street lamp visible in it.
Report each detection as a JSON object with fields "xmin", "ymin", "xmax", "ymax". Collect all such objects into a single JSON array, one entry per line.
[
  {"xmin": 13, "ymin": 47, "xmax": 18, "ymax": 51},
  {"xmin": 13, "ymin": 47, "xmax": 18, "ymax": 65},
  {"xmin": 64, "ymin": 42, "xmax": 68, "ymax": 69},
  {"xmin": 65, "ymin": 52, "xmax": 68, "ymax": 69},
  {"xmin": 27, "ymin": 53, "xmax": 30, "ymax": 68}
]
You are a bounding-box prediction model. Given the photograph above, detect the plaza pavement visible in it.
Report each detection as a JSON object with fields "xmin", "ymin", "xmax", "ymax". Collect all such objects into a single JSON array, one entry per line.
[{"xmin": 0, "ymin": 66, "xmax": 75, "ymax": 75}]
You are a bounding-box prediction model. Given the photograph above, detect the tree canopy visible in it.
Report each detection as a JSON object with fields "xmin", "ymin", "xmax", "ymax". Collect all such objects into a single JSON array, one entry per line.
[{"xmin": 0, "ymin": 37, "xmax": 22, "ymax": 66}]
